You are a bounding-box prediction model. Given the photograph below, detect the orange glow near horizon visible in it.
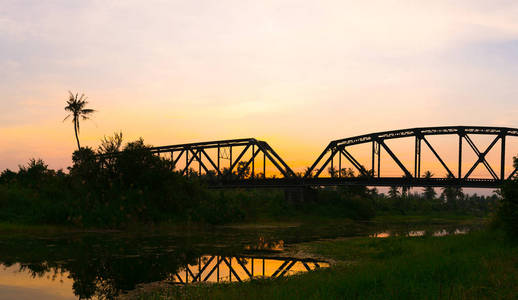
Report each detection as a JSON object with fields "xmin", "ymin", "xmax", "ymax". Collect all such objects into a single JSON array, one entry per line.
[{"xmin": 2, "ymin": 1, "xmax": 518, "ymax": 177}]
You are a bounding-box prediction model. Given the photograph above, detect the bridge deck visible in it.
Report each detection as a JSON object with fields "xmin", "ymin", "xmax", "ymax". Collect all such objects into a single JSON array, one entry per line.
[{"xmin": 207, "ymin": 177, "xmax": 504, "ymax": 189}]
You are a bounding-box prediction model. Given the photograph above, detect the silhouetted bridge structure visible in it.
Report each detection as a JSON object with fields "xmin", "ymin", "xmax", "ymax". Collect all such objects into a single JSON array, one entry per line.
[
  {"xmin": 130, "ymin": 126, "xmax": 518, "ymax": 188},
  {"xmin": 169, "ymin": 255, "xmax": 328, "ymax": 284}
]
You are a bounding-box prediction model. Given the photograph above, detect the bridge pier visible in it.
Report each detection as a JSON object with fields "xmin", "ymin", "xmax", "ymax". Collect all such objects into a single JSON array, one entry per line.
[{"xmin": 284, "ymin": 187, "xmax": 317, "ymax": 204}]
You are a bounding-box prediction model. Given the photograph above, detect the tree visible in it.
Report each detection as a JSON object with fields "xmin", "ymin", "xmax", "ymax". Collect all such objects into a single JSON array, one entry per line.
[
  {"xmin": 423, "ymin": 171, "xmax": 436, "ymax": 200},
  {"xmin": 496, "ymin": 155, "xmax": 518, "ymax": 237},
  {"xmin": 388, "ymin": 186, "xmax": 400, "ymax": 199},
  {"xmin": 328, "ymin": 166, "xmax": 337, "ymax": 178},
  {"xmin": 64, "ymin": 92, "xmax": 96, "ymax": 150},
  {"xmin": 236, "ymin": 162, "xmax": 251, "ymax": 179},
  {"xmin": 304, "ymin": 167, "xmax": 314, "ymax": 178},
  {"xmin": 400, "ymin": 174, "xmax": 412, "ymax": 197},
  {"xmin": 441, "ymin": 173, "xmax": 463, "ymax": 210},
  {"xmin": 340, "ymin": 168, "xmax": 355, "ymax": 178},
  {"xmin": 98, "ymin": 131, "xmax": 123, "ymax": 154}
]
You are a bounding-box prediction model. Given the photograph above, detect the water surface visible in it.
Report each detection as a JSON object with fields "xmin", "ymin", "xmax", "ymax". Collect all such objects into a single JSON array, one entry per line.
[{"xmin": 0, "ymin": 221, "xmax": 477, "ymax": 299}]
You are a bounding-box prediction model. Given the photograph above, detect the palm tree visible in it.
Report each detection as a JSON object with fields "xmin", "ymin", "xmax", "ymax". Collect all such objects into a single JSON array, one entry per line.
[
  {"xmin": 423, "ymin": 171, "xmax": 436, "ymax": 200},
  {"xmin": 64, "ymin": 91, "xmax": 96, "ymax": 150}
]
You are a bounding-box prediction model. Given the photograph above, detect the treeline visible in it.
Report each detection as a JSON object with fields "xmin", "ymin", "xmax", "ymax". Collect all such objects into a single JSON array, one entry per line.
[
  {"xmin": 372, "ymin": 186, "xmax": 498, "ymax": 216},
  {"xmin": 0, "ymin": 137, "xmax": 292, "ymax": 227},
  {"xmin": 0, "ymin": 135, "xmax": 511, "ymax": 228}
]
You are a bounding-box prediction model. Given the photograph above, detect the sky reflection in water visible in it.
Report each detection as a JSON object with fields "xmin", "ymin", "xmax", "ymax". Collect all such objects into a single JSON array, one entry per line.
[{"xmin": 0, "ymin": 225, "xmax": 473, "ymax": 299}]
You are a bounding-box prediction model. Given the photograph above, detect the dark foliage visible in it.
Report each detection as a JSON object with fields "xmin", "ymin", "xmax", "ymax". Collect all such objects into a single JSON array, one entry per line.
[
  {"xmin": 0, "ymin": 142, "xmax": 502, "ymax": 228},
  {"xmin": 495, "ymin": 157, "xmax": 518, "ymax": 237}
]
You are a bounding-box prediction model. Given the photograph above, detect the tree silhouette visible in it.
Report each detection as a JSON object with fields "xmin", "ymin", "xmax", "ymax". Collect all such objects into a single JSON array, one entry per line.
[
  {"xmin": 441, "ymin": 173, "xmax": 463, "ymax": 210},
  {"xmin": 388, "ymin": 186, "xmax": 400, "ymax": 199},
  {"xmin": 423, "ymin": 171, "xmax": 436, "ymax": 200},
  {"xmin": 64, "ymin": 92, "xmax": 96, "ymax": 150}
]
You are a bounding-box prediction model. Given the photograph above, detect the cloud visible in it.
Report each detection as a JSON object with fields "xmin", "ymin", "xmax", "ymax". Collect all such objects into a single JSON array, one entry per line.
[{"xmin": 2, "ymin": 1, "xmax": 518, "ymax": 170}]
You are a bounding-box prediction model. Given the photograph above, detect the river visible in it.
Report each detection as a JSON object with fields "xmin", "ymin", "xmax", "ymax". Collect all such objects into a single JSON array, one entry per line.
[{"xmin": 0, "ymin": 219, "xmax": 479, "ymax": 299}]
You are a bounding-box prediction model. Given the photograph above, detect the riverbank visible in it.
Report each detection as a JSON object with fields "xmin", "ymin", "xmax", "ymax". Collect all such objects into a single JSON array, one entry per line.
[
  {"xmin": 0, "ymin": 212, "xmax": 486, "ymax": 236},
  {"xmin": 128, "ymin": 228, "xmax": 517, "ymax": 300}
]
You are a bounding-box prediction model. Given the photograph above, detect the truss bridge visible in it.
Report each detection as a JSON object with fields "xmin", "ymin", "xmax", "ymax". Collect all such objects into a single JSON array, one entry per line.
[{"xmin": 112, "ymin": 126, "xmax": 518, "ymax": 188}]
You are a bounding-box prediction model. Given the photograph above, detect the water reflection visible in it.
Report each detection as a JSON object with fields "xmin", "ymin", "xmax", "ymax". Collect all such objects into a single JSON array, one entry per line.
[
  {"xmin": 0, "ymin": 264, "xmax": 75, "ymax": 300},
  {"xmin": 370, "ymin": 227, "xmax": 471, "ymax": 238},
  {"xmin": 0, "ymin": 223, "xmax": 477, "ymax": 299},
  {"xmin": 0, "ymin": 256, "xmax": 328, "ymax": 299},
  {"xmin": 244, "ymin": 237, "xmax": 284, "ymax": 251},
  {"xmin": 170, "ymin": 256, "xmax": 328, "ymax": 284},
  {"xmin": 0, "ymin": 233, "xmax": 318, "ymax": 299}
]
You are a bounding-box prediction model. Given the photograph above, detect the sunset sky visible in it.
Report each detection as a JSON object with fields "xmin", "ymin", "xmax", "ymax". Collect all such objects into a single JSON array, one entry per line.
[{"xmin": 2, "ymin": 1, "xmax": 518, "ymax": 175}]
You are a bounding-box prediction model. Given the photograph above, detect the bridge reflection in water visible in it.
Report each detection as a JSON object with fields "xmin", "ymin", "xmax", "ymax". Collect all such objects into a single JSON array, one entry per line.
[{"xmin": 169, "ymin": 256, "xmax": 329, "ymax": 284}]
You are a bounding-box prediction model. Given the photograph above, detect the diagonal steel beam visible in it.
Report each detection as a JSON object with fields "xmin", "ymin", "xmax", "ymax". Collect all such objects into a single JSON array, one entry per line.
[
  {"xmin": 192, "ymin": 256, "xmax": 216, "ymax": 282},
  {"xmin": 261, "ymin": 143, "xmax": 295, "ymax": 177},
  {"xmin": 463, "ymin": 135, "xmax": 500, "ymax": 180},
  {"xmin": 181, "ymin": 149, "xmax": 198, "ymax": 175},
  {"xmin": 278, "ymin": 260, "xmax": 297, "ymax": 277},
  {"xmin": 255, "ymin": 142, "xmax": 291, "ymax": 178},
  {"xmin": 228, "ymin": 144, "xmax": 251, "ymax": 175},
  {"xmin": 305, "ymin": 144, "xmax": 333, "ymax": 178},
  {"xmin": 199, "ymin": 149, "xmax": 223, "ymax": 176},
  {"xmin": 313, "ymin": 148, "xmax": 338, "ymax": 178},
  {"xmin": 172, "ymin": 149, "xmax": 185, "ymax": 167},
  {"xmin": 175, "ymin": 273, "xmax": 184, "ymax": 284},
  {"xmin": 379, "ymin": 140, "xmax": 413, "ymax": 178},
  {"xmin": 222, "ymin": 257, "xmax": 242, "ymax": 282},
  {"xmin": 189, "ymin": 149, "xmax": 210, "ymax": 175},
  {"xmin": 339, "ymin": 148, "xmax": 371, "ymax": 177},
  {"xmin": 235, "ymin": 258, "xmax": 253, "ymax": 278},
  {"xmin": 421, "ymin": 136, "xmax": 455, "ymax": 178},
  {"xmin": 236, "ymin": 148, "xmax": 261, "ymax": 178},
  {"xmin": 185, "ymin": 266, "xmax": 197, "ymax": 282},
  {"xmin": 271, "ymin": 260, "xmax": 291, "ymax": 278},
  {"xmin": 202, "ymin": 256, "xmax": 224, "ymax": 282},
  {"xmin": 302, "ymin": 262, "xmax": 311, "ymax": 271},
  {"xmin": 508, "ymin": 167, "xmax": 518, "ymax": 180}
]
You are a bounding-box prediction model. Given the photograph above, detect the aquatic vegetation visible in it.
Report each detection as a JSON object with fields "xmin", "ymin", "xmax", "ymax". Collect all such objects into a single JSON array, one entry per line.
[{"xmin": 133, "ymin": 230, "xmax": 518, "ymax": 300}]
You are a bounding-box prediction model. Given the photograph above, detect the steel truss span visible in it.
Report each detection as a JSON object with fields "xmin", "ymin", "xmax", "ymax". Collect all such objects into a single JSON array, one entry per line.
[
  {"xmin": 150, "ymin": 138, "xmax": 295, "ymax": 179},
  {"xmin": 304, "ymin": 126, "xmax": 518, "ymax": 188},
  {"xmin": 103, "ymin": 126, "xmax": 518, "ymax": 188},
  {"xmin": 170, "ymin": 255, "xmax": 327, "ymax": 284}
]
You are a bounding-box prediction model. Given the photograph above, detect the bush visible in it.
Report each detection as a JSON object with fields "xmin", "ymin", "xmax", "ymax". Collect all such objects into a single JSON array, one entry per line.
[{"xmin": 495, "ymin": 180, "xmax": 518, "ymax": 237}]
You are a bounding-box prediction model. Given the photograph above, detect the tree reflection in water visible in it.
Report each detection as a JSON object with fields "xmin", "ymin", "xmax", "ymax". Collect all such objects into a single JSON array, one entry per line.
[{"xmin": 0, "ymin": 234, "xmax": 327, "ymax": 299}]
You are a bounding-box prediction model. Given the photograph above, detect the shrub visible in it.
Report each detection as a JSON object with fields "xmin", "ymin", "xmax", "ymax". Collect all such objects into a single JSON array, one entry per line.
[{"xmin": 495, "ymin": 180, "xmax": 518, "ymax": 237}]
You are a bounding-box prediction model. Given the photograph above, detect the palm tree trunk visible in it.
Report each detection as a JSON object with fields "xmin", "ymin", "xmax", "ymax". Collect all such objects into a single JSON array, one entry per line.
[{"xmin": 74, "ymin": 119, "xmax": 81, "ymax": 150}]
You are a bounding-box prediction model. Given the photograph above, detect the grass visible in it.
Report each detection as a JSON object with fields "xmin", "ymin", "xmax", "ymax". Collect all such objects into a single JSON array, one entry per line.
[
  {"xmin": 0, "ymin": 222, "xmax": 76, "ymax": 235},
  {"xmin": 129, "ymin": 230, "xmax": 518, "ymax": 300}
]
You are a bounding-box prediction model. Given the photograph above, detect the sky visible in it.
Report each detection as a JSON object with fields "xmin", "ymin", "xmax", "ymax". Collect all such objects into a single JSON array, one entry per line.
[{"xmin": 1, "ymin": 0, "xmax": 518, "ymax": 177}]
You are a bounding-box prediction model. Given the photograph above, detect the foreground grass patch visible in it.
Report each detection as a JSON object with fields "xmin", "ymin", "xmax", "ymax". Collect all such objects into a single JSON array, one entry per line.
[{"xmin": 130, "ymin": 231, "xmax": 518, "ymax": 300}]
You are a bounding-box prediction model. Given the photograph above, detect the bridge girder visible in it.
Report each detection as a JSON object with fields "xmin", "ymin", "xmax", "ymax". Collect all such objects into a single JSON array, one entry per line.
[
  {"xmin": 100, "ymin": 126, "xmax": 518, "ymax": 188},
  {"xmin": 149, "ymin": 138, "xmax": 296, "ymax": 179},
  {"xmin": 304, "ymin": 126, "xmax": 518, "ymax": 187},
  {"xmin": 171, "ymin": 255, "xmax": 326, "ymax": 284}
]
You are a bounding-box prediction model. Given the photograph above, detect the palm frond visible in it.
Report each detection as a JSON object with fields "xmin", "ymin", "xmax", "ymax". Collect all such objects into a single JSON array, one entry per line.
[{"xmin": 81, "ymin": 108, "xmax": 96, "ymax": 114}]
